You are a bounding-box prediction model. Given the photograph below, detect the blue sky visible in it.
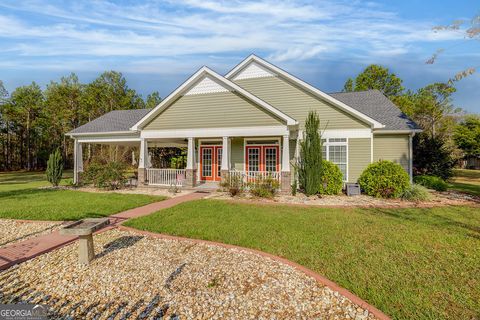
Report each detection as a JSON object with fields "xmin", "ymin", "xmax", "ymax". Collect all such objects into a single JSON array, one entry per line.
[{"xmin": 0, "ymin": 1, "xmax": 478, "ymax": 113}]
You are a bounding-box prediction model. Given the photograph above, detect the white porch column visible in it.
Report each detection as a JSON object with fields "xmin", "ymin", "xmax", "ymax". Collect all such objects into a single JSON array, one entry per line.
[
  {"xmin": 138, "ymin": 138, "xmax": 148, "ymax": 185},
  {"xmin": 77, "ymin": 142, "xmax": 83, "ymax": 173},
  {"xmin": 281, "ymin": 133, "xmax": 291, "ymax": 194},
  {"xmin": 281, "ymin": 134, "xmax": 290, "ymax": 172},
  {"xmin": 221, "ymin": 136, "xmax": 230, "ymax": 171},
  {"xmin": 185, "ymin": 137, "xmax": 197, "ymax": 187},
  {"xmin": 186, "ymin": 137, "xmax": 195, "ymax": 170},
  {"xmin": 139, "ymin": 138, "xmax": 147, "ymax": 168},
  {"xmin": 73, "ymin": 139, "xmax": 83, "ymax": 185}
]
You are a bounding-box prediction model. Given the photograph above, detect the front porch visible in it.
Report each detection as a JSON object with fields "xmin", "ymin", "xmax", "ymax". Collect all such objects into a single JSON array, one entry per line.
[{"xmin": 72, "ymin": 132, "xmax": 294, "ymax": 192}]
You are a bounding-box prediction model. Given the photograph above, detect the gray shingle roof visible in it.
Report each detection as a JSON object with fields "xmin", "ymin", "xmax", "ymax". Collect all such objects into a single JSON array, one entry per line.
[
  {"xmin": 69, "ymin": 109, "xmax": 151, "ymax": 135},
  {"xmin": 69, "ymin": 90, "xmax": 419, "ymax": 135},
  {"xmin": 329, "ymin": 90, "xmax": 420, "ymax": 131}
]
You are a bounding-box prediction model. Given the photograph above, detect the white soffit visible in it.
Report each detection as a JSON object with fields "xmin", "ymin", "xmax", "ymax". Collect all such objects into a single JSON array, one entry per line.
[
  {"xmin": 184, "ymin": 76, "xmax": 230, "ymax": 95},
  {"xmin": 232, "ymin": 61, "xmax": 276, "ymax": 80}
]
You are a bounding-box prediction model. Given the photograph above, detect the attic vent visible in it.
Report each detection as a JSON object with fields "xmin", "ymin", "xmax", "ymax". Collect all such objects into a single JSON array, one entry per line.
[
  {"xmin": 233, "ymin": 62, "xmax": 276, "ymax": 80},
  {"xmin": 184, "ymin": 76, "xmax": 230, "ymax": 95}
]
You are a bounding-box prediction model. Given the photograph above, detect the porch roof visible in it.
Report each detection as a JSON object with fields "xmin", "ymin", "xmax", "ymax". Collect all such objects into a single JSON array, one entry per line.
[{"xmin": 67, "ymin": 109, "xmax": 151, "ymax": 136}]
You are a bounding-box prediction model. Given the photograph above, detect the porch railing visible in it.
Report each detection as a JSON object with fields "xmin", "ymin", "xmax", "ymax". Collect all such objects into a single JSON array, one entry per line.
[
  {"xmin": 227, "ymin": 170, "xmax": 280, "ymax": 186},
  {"xmin": 146, "ymin": 168, "xmax": 186, "ymax": 186}
]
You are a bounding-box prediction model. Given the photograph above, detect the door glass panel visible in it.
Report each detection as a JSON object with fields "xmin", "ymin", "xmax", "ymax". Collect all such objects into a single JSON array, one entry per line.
[
  {"xmin": 248, "ymin": 148, "xmax": 260, "ymax": 172},
  {"xmin": 202, "ymin": 148, "xmax": 212, "ymax": 177},
  {"xmin": 265, "ymin": 147, "xmax": 277, "ymax": 172},
  {"xmin": 217, "ymin": 148, "xmax": 222, "ymax": 178}
]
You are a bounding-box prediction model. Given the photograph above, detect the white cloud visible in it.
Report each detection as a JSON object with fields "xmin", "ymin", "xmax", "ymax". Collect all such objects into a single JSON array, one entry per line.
[{"xmin": 0, "ymin": 0, "xmax": 470, "ymax": 71}]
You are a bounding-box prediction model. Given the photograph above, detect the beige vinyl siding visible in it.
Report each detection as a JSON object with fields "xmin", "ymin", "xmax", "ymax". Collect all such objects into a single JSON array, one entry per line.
[
  {"xmin": 373, "ymin": 134, "xmax": 409, "ymax": 172},
  {"xmin": 348, "ymin": 138, "xmax": 371, "ymax": 182},
  {"xmin": 230, "ymin": 138, "xmax": 244, "ymax": 171},
  {"xmin": 143, "ymin": 91, "xmax": 284, "ymax": 130},
  {"xmin": 235, "ymin": 76, "xmax": 369, "ymax": 129}
]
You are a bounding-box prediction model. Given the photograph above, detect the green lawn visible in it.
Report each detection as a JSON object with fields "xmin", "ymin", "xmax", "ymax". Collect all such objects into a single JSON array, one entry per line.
[
  {"xmin": 0, "ymin": 171, "xmax": 165, "ymax": 221},
  {"xmin": 449, "ymin": 169, "xmax": 480, "ymax": 196},
  {"xmin": 125, "ymin": 200, "xmax": 480, "ymax": 320}
]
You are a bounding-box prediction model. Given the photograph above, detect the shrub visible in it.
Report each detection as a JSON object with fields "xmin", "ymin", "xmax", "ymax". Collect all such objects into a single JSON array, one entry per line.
[
  {"xmin": 294, "ymin": 111, "xmax": 323, "ymax": 196},
  {"xmin": 82, "ymin": 161, "xmax": 127, "ymax": 190},
  {"xmin": 413, "ymin": 175, "xmax": 448, "ymax": 191},
  {"xmin": 220, "ymin": 173, "xmax": 245, "ymax": 197},
  {"xmin": 400, "ymin": 184, "xmax": 431, "ymax": 201},
  {"xmin": 413, "ymin": 134, "xmax": 455, "ymax": 180},
  {"xmin": 46, "ymin": 149, "xmax": 63, "ymax": 187},
  {"xmin": 318, "ymin": 160, "xmax": 343, "ymax": 195},
  {"xmin": 249, "ymin": 175, "xmax": 280, "ymax": 198},
  {"xmin": 358, "ymin": 160, "xmax": 410, "ymax": 198},
  {"xmin": 291, "ymin": 179, "xmax": 297, "ymax": 196}
]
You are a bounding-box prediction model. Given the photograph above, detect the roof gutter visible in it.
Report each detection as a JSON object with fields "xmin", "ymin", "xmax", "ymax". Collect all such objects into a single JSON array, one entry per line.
[
  {"xmin": 373, "ymin": 129, "xmax": 423, "ymax": 134},
  {"xmin": 66, "ymin": 130, "xmax": 139, "ymax": 138}
]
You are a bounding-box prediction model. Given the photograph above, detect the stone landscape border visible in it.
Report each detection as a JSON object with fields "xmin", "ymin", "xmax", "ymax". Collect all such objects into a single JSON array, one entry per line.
[{"xmin": 119, "ymin": 225, "xmax": 391, "ymax": 320}]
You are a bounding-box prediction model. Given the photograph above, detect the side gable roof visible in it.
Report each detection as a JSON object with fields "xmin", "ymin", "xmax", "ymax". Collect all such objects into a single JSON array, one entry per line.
[
  {"xmin": 329, "ymin": 90, "xmax": 421, "ymax": 131},
  {"xmin": 131, "ymin": 66, "xmax": 297, "ymax": 130},
  {"xmin": 226, "ymin": 54, "xmax": 385, "ymax": 129}
]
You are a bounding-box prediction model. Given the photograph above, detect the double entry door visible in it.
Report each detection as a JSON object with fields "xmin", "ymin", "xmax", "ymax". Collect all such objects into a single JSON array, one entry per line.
[{"xmin": 200, "ymin": 146, "xmax": 223, "ymax": 181}]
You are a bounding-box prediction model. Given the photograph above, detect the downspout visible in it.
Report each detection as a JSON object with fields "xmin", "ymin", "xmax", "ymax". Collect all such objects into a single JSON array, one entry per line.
[{"xmin": 409, "ymin": 133, "xmax": 414, "ymax": 183}]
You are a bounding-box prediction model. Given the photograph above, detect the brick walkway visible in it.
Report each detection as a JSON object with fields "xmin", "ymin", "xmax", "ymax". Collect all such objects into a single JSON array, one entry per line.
[{"xmin": 0, "ymin": 191, "xmax": 208, "ymax": 271}]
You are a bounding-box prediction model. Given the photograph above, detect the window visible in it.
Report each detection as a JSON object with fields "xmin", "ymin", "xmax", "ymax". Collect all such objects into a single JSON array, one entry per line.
[
  {"xmin": 202, "ymin": 148, "xmax": 212, "ymax": 177},
  {"xmin": 264, "ymin": 147, "xmax": 277, "ymax": 172},
  {"xmin": 217, "ymin": 148, "xmax": 222, "ymax": 177},
  {"xmin": 247, "ymin": 147, "xmax": 260, "ymax": 172},
  {"xmin": 322, "ymin": 138, "xmax": 348, "ymax": 181}
]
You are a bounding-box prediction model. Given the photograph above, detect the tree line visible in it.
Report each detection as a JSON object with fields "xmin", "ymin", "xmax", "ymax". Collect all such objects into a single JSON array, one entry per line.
[
  {"xmin": 1, "ymin": 66, "xmax": 478, "ymax": 175},
  {"xmin": 0, "ymin": 72, "xmax": 161, "ymax": 171},
  {"xmin": 343, "ymin": 65, "xmax": 480, "ymax": 178}
]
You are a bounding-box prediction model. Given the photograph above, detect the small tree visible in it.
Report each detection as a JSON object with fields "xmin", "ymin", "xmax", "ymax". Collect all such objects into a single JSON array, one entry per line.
[
  {"xmin": 295, "ymin": 111, "xmax": 323, "ymax": 196},
  {"xmin": 46, "ymin": 149, "xmax": 63, "ymax": 187}
]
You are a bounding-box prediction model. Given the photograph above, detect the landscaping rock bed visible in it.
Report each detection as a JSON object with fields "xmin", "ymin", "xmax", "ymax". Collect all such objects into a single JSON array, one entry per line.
[
  {"xmin": 208, "ymin": 190, "xmax": 479, "ymax": 208},
  {"xmin": 0, "ymin": 219, "xmax": 62, "ymax": 248},
  {"xmin": 0, "ymin": 229, "xmax": 377, "ymax": 319}
]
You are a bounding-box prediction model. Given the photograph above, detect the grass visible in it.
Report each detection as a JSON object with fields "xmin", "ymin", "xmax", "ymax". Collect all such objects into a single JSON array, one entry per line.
[
  {"xmin": 125, "ymin": 199, "xmax": 480, "ymax": 320},
  {"xmin": 0, "ymin": 171, "xmax": 165, "ymax": 221},
  {"xmin": 449, "ymin": 169, "xmax": 480, "ymax": 196}
]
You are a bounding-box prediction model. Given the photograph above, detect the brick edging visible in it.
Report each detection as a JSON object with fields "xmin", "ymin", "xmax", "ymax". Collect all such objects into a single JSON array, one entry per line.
[{"xmin": 118, "ymin": 225, "xmax": 391, "ymax": 320}]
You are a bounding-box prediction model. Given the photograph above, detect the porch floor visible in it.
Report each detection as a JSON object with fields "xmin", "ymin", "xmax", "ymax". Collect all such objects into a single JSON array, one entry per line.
[{"xmin": 194, "ymin": 181, "xmax": 220, "ymax": 191}]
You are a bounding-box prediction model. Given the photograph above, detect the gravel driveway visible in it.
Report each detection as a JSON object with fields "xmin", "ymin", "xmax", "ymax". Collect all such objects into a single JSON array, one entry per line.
[
  {"xmin": 0, "ymin": 219, "xmax": 62, "ymax": 248},
  {"xmin": 0, "ymin": 229, "xmax": 377, "ymax": 319}
]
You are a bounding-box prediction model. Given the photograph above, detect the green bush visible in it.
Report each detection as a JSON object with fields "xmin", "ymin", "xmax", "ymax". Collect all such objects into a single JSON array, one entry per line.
[
  {"xmin": 82, "ymin": 161, "xmax": 127, "ymax": 190},
  {"xmin": 400, "ymin": 184, "xmax": 431, "ymax": 201},
  {"xmin": 220, "ymin": 173, "xmax": 245, "ymax": 197},
  {"xmin": 358, "ymin": 160, "xmax": 410, "ymax": 198},
  {"xmin": 294, "ymin": 111, "xmax": 323, "ymax": 196},
  {"xmin": 46, "ymin": 149, "xmax": 63, "ymax": 187},
  {"xmin": 413, "ymin": 175, "xmax": 448, "ymax": 191},
  {"xmin": 318, "ymin": 160, "xmax": 343, "ymax": 195},
  {"xmin": 249, "ymin": 175, "xmax": 280, "ymax": 198}
]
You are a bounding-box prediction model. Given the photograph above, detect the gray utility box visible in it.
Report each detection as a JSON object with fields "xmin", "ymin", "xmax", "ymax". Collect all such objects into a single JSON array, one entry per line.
[{"xmin": 345, "ymin": 183, "xmax": 361, "ymax": 196}]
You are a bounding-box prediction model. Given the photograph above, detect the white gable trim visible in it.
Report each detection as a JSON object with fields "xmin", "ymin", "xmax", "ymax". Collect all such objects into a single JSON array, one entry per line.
[
  {"xmin": 131, "ymin": 66, "xmax": 297, "ymax": 130},
  {"xmin": 184, "ymin": 76, "xmax": 230, "ymax": 95},
  {"xmin": 232, "ymin": 61, "xmax": 276, "ymax": 80},
  {"xmin": 226, "ymin": 55, "xmax": 385, "ymax": 129}
]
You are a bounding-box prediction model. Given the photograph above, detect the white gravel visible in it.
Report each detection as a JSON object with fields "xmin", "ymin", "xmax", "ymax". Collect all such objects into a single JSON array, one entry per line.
[
  {"xmin": 0, "ymin": 229, "xmax": 377, "ymax": 319},
  {"xmin": 207, "ymin": 190, "xmax": 479, "ymax": 208},
  {"xmin": 0, "ymin": 219, "xmax": 62, "ymax": 248}
]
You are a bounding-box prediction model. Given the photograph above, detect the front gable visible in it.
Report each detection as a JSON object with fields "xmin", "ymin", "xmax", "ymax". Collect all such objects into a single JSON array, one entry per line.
[
  {"xmin": 234, "ymin": 74, "xmax": 369, "ymax": 129},
  {"xmin": 142, "ymin": 74, "xmax": 285, "ymax": 130},
  {"xmin": 227, "ymin": 55, "xmax": 384, "ymax": 129}
]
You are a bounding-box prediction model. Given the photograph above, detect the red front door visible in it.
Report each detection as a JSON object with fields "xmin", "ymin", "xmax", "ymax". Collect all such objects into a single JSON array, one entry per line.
[{"xmin": 200, "ymin": 146, "xmax": 223, "ymax": 181}]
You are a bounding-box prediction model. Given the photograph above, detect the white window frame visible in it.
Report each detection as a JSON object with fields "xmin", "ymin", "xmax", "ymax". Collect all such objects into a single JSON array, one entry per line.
[{"xmin": 322, "ymin": 138, "xmax": 348, "ymax": 182}]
